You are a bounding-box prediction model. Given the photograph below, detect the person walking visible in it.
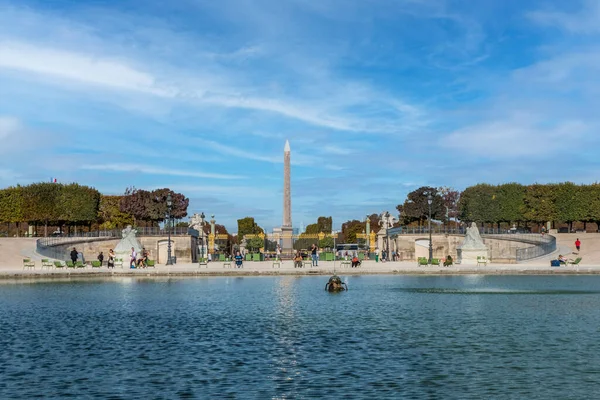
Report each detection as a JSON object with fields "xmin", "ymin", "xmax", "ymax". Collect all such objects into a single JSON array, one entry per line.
[
  {"xmin": 311, "ymin": 243, "xmax": 318, "ymax": 267},
  {"xmin": 130, "ymin": 247, "xmax": 137, "ymax": 269},
  {"xmin": 575, "ymin": 238, "xmax": 581, "ymax": 253}
]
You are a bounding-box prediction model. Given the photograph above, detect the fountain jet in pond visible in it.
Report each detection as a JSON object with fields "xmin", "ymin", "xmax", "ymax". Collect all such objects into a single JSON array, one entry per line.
[{"xmin": 325, "ymin": 275, "xmax": 348, "ymax": 292}]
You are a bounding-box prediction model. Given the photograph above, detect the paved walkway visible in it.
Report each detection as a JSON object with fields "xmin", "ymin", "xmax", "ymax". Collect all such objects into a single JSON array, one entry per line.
[{"xmin": 3, "ymin": 259, "xmax": 600, "ymax": 279}]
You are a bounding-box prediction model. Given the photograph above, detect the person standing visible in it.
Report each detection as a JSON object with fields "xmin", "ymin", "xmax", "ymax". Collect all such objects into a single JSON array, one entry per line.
[
  {"xmin": 98, "ymin": 252, "xmax": 104, "ymax": 266},
  {"xmin": 235, "ymin": 251, "xmax": 243, "ymax": 268},
  {"xmin": 276, "ymin": 244, "xmax": 281, "ymax": 260},
  {"xmin": 130, "ymin": 247, "xmax": 137, "ymax": 269},
  {"xmin": 575, "ymin": 238, "xmax": 581, "ymax": 253},
  {"xmin": 107, "ymin": 249, "xmax": 115, "ymax": 268},
  {"xmin": 311, "ymin": 243, "xmax": 318, "ymax": 266},
  {"xmin": 70, "ymin": 247, "xmax": 78, "ymax": 264}
]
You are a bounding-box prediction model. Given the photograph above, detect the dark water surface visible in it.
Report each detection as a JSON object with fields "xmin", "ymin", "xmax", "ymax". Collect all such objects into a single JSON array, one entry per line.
[{"xmin": 2, "ymin": 275, "xmax": 600, "ymax": 399}]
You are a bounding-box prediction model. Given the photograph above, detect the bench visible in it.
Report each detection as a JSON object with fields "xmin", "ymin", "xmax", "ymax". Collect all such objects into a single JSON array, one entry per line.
[
  {"xmin": 477, "ymin": 256, "xmax": 488, "ymax": 266},
  {"xmin": 23, "ymin": 258, "xmax": 35, "ymax": 270},
  {"xmin": 417, "ymin": 257, "xmax": 428, "ymax": 266},
  {"xmin": 340, "ymin": 260, "xmax": 351, "ymax": 268}
]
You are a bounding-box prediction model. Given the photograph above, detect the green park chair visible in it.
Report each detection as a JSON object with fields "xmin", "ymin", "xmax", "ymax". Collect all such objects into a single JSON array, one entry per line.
[
  {"xmin": 41, "ymin": 259, "xmax": 53, "ymax": 270},
  {"xmin": 54, "ymin": 261, "xmax": 65, "ymax": 269},
  {"xmin": 218, "ymin": 254, "xmax": 226, "ymax": 262},
  {"xmin": 477, "ymin": 256, "xmax": 488, "ymax": 266},
  {"xmin": 91, "ymin": 261, "xmax": 102, "ymax": 268},
  {"xmin": 358, "ymin": 253, "xmax": 365, "ymax": 261},
  {"xmin": 198, "ymin": 258, "xmax": 208, "ymax": 268},
  {"xmin": 23, "ymin": 258, "xmax": 35, "ymax": 270},
  {"xmin": 567, "ymin": 257, "xmax": 582, "ymax": 266},
  {"xmin": 66, "ymin": 260, "xmax": 75, "ymax": 269},
  {"xmin": 417, "ymin": 257, "xmax": 428, "ymax": 266},
  {"xmin": 146, "ymin": 260, "xmax": 156, "ymax": 268},
  {"xmin": 114, "ymin": 258, "xmax": 124, "ymax": 268},
  {"xmin": 431, "ymin": 258, "xmax": 440, "ymax": 266},
  {"xmin": 75, "ymin": 261, "xmax": 85, "ymax": 269}
]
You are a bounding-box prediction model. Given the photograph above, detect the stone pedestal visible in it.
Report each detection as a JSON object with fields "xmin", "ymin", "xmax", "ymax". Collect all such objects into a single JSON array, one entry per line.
[
  {"xmin": 281, "ymin": 226, "xmax": 294, "ymax": 254},
  {"xmin": 458, "ymin": 248, "xmax": 488, "ymax": 265}
]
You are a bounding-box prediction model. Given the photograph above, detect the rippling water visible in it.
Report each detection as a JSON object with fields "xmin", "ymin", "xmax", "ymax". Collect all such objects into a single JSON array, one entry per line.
[{"xmin": 1, "ymin": 275, "xmax": 600, "ymax": 399}]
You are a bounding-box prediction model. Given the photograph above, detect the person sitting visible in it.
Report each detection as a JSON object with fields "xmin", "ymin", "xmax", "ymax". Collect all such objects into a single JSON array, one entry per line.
[
  {"xmin": 235, "ymin": 251, "xmax": 243, "ymax": 268},
  {"xmin": 294, "ymin": 252, "xmax": 303, "ymax": 268},
  {"xmin": 351, "ymin": 255, "xmax": 360, "ymax": 268},
  {"xmin": 137, "ymin": 248, "xmax": 148, "ymax": 268},
  {"xmin": 558, "ymin": 254, "xmax": 568, "ymax": 265},
  {"xmin": 443, "ymin": 255, "xmax": 453, "ymax": 267}
]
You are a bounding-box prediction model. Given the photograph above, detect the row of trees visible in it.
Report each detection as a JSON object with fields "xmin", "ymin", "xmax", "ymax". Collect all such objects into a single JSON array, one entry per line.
[
  {"xmin": 458, "ymin": 182, "xmax": 600, "ymax": 231},
  {"xmin": 0, "ymin": 183, "xmax": 189, "ymax": 236}
]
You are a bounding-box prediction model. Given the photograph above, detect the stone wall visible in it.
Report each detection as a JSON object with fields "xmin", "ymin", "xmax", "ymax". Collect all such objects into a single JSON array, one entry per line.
[
  {"xmin": 47, "ymin": 236, "xmax": 193, "ymax": 264},
  {"xmin": 391, "ymin": 234, "xmax": 539, "ymax": 263}
]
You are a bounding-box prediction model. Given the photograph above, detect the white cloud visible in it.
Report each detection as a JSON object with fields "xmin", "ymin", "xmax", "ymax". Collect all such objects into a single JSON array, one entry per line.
[
  {"xmin": 80, "ymin": 163, "xmax": 244, "ymax": 179},
  {"xmin": 0, "ymin": 41, "xmax": 170, "ymax": 95},
  {"xmin": 0, "ymin": 116, "xmax": 20, "ymax": 139},
  {"xmin": 528, "ymin": 0, "xmax": 600, "ymax": 34},
  {"xmin": 440, "ymin": 117, "xmax": 587, "ymax": 157}
]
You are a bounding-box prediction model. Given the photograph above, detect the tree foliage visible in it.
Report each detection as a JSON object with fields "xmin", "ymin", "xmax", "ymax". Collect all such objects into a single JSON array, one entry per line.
[
  {"xmin": 98, "ymin": 195, "xmax": 134, "ymax": 230},
  {"xmin": 119, "ymin": 187, "xmax": 189, "ymax": 224},
  {"xmin": 237, "ymin": 217, "xmax": 264, "ymax": 244},
  {"xmin": 397, "ymin": 186, "xmax": 444, "ymax": 225},
  {"xmin": 0, "ymin": 185, "xmax": 24, "ymax": 224}
]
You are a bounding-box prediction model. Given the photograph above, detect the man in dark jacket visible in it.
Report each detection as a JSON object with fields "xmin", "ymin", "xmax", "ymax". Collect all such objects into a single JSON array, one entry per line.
[{"xmin": 70, "ymin": 247, "xmax": 78, "ymax": 264}]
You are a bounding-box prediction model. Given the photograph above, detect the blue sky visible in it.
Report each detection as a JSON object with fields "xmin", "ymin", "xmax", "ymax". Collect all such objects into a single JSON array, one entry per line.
[{"xmin": 1, "ymin": 0, "xmax": 599, "ymax": 232}]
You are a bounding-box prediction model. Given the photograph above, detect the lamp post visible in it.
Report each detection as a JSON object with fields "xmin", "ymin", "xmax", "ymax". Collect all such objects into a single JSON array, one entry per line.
[
  {"xmin": 427, "ymin": 192, "xmax": 433, "ymax": 263},
  {"xmin": 200, "ymin": 212, "xmax": 206, "ymax": 261},
  {"xmin": 166, "ymin": 193, "xmax": 173, "ymax": 265}
]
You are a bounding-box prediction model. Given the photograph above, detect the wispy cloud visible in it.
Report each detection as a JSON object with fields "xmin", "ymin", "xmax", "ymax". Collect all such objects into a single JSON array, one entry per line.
[
  {"xmin": 528, "ymin": 0, "xmax": 600, "ymax": 34},
  {"xmin": 81, "ymin": 164, "xmax": 244, "ymax": 179}
]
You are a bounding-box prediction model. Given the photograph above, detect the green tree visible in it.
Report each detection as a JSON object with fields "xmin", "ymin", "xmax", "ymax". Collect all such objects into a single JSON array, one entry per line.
[
  {"xmin": 554, "ymin": 182, "xmax": 585, "ymax": 232},
  {"xmin": 458, "ymin": 184, "xmax": 500, "ymax": 226},
  {"xmin": 340, "ymin": 219, "xmax": 365, "ymax": 243},
  {"xmin": 22, "ymin": 182, "xmax": 62, "ymax": 236},
  {"xmin": 237, "ymin": 217, "xmax": 264, "ymax": 244},
  {"xmin": 523, "ymin": 184, "xmax": 558, "ymax": 226},
  {"xmin": 581, "ymin": 183, "xmax": 600, "ymax": 231},
  {"xmin": 0, "ymin": 186, "xmax": 24, "ymax": 236},
  {"xmin": 58, "ymin": 183, "xmax": 101, "ymax": 230},
  {"xmin": 246, "ymin": 236, "xmax": 264, "ymax": 252},
  {"xmin": 98, "ymin": 195, "xmax": 134, "ymax": 230},
  {"xmin": 496, "ymin": 183, "xmax": 526, "ymax": 227},
  {"xmin": 397, "ymin": 186, "xmax": 443, "ymax": 225}
]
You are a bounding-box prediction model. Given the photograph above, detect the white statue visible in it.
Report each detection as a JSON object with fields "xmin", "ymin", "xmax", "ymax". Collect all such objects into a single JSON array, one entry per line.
[
  {"xmin": 189, "ymin": 213, "xmax": 205, "ymax": 232},
  {"xmin": 379, "ymin": 211, "xmax": 396, "ymax": 230},
  {"xmin": 114, "ymin": 225, "xmax": 142, "ymax": 256},
  {"xmin": 459, "ymin": 222, "xmax": 487, "ymax": 250}
]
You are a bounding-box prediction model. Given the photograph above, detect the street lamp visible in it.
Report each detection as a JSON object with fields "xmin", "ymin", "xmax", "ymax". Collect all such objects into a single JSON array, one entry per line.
[
  {"xmin": 166, "ymin": 193, "xmax": 173, "ymax": 265},
  {"xmin": 200, "ymin": 212, "xmax": 205, "ymax": 261},
  {"xmin": 427, "ymin": 192, "xmax": 433, "ymax": 263}
]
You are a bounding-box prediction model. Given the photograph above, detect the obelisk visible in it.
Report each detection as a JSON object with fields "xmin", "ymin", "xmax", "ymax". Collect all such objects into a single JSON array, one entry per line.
[{"xmin": 281, "ymin": 140, "xmax": 294, "ymax": 252}]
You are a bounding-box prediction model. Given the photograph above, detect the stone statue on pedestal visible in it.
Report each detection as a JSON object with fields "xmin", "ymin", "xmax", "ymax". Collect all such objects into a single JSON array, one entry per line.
[
  {"xmin": 114, "ymin": 225, "xmax": 142, "ymax": 258},
  {"xmin": 458, "ymin": 222, "xmax": 488, "ymax": 264}
]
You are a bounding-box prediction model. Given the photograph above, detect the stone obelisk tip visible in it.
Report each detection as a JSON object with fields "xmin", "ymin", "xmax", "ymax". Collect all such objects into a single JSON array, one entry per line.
[{"xmin": 284, "ymin": 140, "xmax": 290, "ymax": 152}]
